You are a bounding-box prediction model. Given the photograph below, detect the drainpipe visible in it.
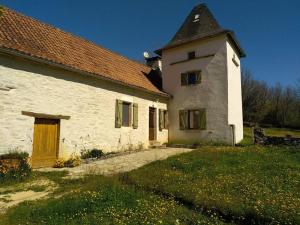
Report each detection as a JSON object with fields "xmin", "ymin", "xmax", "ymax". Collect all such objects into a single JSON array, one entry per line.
[{"xmin": 230, "ymin": 125, "xmax": 236, "ymax": 146}]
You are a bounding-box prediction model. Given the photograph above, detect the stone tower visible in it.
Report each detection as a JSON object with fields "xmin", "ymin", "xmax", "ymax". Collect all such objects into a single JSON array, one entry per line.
[{"xmin": 156, "ymin": 4, "xmax": 246, "ymax": 144}]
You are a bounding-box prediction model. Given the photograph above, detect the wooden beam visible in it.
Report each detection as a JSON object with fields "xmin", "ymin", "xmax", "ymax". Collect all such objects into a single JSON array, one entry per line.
[
  {"xmin": 170, "ymin": 54, "xmax": 215, "ymax": 66},
  {"xmin": 21, "ymin": 111, "xmax": 71, "ymax": 120}
]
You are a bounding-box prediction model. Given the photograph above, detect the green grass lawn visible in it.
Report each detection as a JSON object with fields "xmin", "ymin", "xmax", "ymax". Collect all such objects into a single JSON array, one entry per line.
[
  {"xmin": 127, "ymin": 146, "xmax": 300, "ymax": 224},
  {"xmin": 1, "ymin": 175, "xmax": 225, "ymax": 225},
  {"xmin": 1, "ymin": 130, "xmax": 300, "ymax": 224},
  {"xmin": 239, "ymin": 127, "xmax": 253, "ymax": 146}
]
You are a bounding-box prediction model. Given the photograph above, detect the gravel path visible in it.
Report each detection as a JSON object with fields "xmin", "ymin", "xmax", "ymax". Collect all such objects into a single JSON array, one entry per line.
[{"xmin": 38, "ymin": 148, "xmax": 193, "ymax": 177}]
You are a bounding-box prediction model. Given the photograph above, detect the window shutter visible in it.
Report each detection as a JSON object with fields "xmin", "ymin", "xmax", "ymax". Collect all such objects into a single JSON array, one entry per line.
[
  {"xmin": 159, "ymin": 109, "xmax": 164, "ymax": 131},
  {"xmin": 196, "ymin": 71, "xmax": 202, "ymax": 84},
  {"xmin": 199, "ymin": 109, "xmax": 206, "ymax": 130},
  {"xmin": 181, "ymin": 73, "xmax": 188, "ymax": 86},
  {"xmin": 165, "ymin": 111, "xmax": 169, "ymax": 128},
  {"xmin": 179, "ymin": 110, "xmax": 188, "ymax": 130},
  {"xmin": 115, "ymin": 100, "xmax": 122, "ymax": 128},
  {"xmin": 133, "ymin": 103, "xmax": 138, "ymax": 129}
]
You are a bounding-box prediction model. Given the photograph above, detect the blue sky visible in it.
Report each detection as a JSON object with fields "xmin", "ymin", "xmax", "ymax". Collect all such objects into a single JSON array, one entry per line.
[{"xmin": 0, "ymin": 0, "xmax": 299, "ymax": 86}]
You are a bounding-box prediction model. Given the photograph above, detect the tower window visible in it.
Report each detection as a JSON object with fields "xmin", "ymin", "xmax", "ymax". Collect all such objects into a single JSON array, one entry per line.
[
  {"xmin": 188, "ymin": 51, "xmax": 196, "ymax": 60},
  {"xmin": 181, "ymin": 71, "xmax": 201, "ymax": 86}
]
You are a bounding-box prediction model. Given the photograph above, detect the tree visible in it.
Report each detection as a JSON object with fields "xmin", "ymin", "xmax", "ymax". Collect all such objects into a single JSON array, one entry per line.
[
  {"xmin": 241, "ymin": 70, "xmax": 269, "ymax": 123},
  {"xmin": 242, "ymin": 71, "xmax": 300, "ymax": 128},
  {"xmin": 296, "ymin": 79, "xmax": 300, "ymax": 98}
]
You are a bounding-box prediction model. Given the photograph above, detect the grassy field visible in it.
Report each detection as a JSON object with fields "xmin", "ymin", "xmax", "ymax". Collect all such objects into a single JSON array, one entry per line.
[
  {"xmin": 1, "ymin": 128, "xmax": 300, "ymax": 224},
  {"xmin": 127, "ymin": 146, "xmax": 300, "ymax": 224},
  {"xmin": 1, "ymin": 174, "xmax": 225, "ymax": 225}
]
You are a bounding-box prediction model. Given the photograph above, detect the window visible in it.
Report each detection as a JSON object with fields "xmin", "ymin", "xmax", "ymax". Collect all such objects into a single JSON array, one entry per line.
[
  {"xmin": 179, "ymin": 109, "xmax": 206, "ymax": 130},
  {"xmin": 193, "ymin": 14, "xmax": 200, "ymax": 22},
  {"xmin": 159, "ymin": 109, "xmax": 168, "ymax": 130},
  {"xmin": 115, "ymin": 100, "xmax": 137, "ymax": 128},
  {"xmin": 122, "ymin": 102, "xmax": 131, "ymax": 127},
  {"xmin": 188, "ymin": 72, "xmax": 197, "ymax": 84},
  {"xmin": 181, "ymin": 71, "xmax": 201, "ymax": 86},
  {"xmin": 188, "ymin": 110, "xmax": 200, "ymax": 129},
  {"xmin": 188, "ymin": 51, "xmax": 196, "ymax": 60}
]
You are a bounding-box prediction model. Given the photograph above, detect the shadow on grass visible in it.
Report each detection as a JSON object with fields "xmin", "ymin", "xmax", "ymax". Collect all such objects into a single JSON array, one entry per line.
[{"xmin": 118, "ymin": 172, "xmax": 275, "ymax": 225}]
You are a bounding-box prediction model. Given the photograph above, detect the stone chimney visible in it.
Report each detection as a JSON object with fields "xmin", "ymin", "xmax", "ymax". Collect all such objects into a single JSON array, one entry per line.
[{"xmin": 145, "ymin": 56, "xmax": 162, "ymax": 71}]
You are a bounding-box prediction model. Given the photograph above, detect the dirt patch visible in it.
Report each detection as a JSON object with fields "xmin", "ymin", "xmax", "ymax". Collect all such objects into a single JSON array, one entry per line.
[
  {"xmin": 0, "ymin": 190, "xmax": 49, "ymax": 212},
  {"xmin": 0, "ymin": 149, "xmax": 193, "ymax": 213},
  {"xmin": 0, "ymin": 179, "xmax": 56, "ymax": 214},
  {"xmin": 0, "ymin": 179, "xmax": 55, "ymax": 194}
]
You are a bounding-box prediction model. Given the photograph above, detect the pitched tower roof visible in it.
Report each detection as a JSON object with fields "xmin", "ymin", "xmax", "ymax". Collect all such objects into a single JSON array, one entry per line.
[{"xmin": 156, "ymin": 3, "xmax": 245, "ymax": 57}]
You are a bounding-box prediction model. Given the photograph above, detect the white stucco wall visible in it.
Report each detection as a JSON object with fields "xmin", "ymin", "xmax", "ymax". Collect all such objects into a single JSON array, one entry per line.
[
  {"xmin": 0, "ymin": 53, "xmax": 168, "ymax": 158},
  {"xmin": 226, "ymin": 41, "xmax": 243, "ymax": 143},
  {"xmin": 161, "ymin": 36, "xmax": 233, "ymax": 144}
]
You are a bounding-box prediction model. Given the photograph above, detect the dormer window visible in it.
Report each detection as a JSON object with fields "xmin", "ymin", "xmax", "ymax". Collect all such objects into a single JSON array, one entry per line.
[
  {"xmin": 188, "ymin": 51, "xmax": 196, "ymax": 60},
  {"xmin": 193, "ymin": 14, "xmax": 200, "ymax": 22},
  {"xmin": 181, "ymin": 71, "xmax": 201, "ymax": 86}
]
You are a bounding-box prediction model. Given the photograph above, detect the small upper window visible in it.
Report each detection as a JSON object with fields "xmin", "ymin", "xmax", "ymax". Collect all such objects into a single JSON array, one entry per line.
[{"xmin": 188, "ymin": 51, "xmax": 196, "ymax": 60}]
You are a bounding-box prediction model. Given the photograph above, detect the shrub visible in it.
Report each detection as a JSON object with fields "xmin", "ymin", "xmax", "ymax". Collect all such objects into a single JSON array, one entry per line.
[
  {"xmin": 64, "ymin": 155, "xmax": 81, "ymax": 168},
  {"xmin": 53, "ymin": 155, "xmax": 81, "ymax": 168},
  {"xmin": 0, "ymin": 151, "xmax": 29, "ymax": 160},
  {"xmin": 0, "ymin": 151, "xmax": 31, "ymax": 181},
  {"xmin": 81, "ymin": 148, "xmax": 103, "ymax": 159},
  {"xmin": 53, "ymin": 158, "xmax": 65, "ymax": 168}
]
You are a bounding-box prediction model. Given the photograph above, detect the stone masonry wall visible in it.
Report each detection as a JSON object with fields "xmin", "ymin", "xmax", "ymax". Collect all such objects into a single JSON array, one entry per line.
[
  {"xmin": 0, "ymin": 53, "xmax": 168, "ymax": 158},
  {"xmin": 253, "ymin": 127, "xmax": 300, "ymax": 146},
  {"xmin": 162, "ymin": 36, "xmax": 233, "ymax": 144}
]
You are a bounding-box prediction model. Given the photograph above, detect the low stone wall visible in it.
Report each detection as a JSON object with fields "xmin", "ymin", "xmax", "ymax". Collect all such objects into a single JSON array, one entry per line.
[{"xmin": 253, "ymin": 127, "xmax": 300, "ymax": 146}]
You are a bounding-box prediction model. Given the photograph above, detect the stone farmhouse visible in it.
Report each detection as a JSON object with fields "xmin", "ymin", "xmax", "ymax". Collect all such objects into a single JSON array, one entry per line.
[{"xmin": 0, "ymin": 4, "xmax": 245, "ymax": 168}]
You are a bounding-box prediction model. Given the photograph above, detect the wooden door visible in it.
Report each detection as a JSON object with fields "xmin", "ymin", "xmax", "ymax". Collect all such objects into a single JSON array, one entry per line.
[
  {"xmin": 149, "ymin": 108, "xmax": 156, "ymax": 140},
  {"xmin": 32, "ymin": 118, "xmax": 60, "ymax": 168}
]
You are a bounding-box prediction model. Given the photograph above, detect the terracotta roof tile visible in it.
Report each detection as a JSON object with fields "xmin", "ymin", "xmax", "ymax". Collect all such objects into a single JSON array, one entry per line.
[{"xmin": 0, "ymin": 7, "xmax": 167, "ymax": 96}]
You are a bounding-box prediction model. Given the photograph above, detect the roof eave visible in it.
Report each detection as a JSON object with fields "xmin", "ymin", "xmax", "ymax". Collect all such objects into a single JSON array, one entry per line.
[
  {"xmin": 0, "ymin": 47, "xmax": 171, "ymax": 99},
  {"xmin": 226, "ymin": 31, "xmax": 246, "ymax": 58},
  {"xmin": 155, "ymin": 30, "xmax": 246, "ymax": 58}
]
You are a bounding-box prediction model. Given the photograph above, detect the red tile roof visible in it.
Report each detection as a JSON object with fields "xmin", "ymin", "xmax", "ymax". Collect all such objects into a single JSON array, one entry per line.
[{"xmin": 0, "ymin": 7, "xmax": 167, "ymax": 96}]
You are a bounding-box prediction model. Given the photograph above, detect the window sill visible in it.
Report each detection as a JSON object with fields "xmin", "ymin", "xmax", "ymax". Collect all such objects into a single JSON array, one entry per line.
[
  {"xmin": 180, "ymin": 129, "xmax": 206, "ymax": 132},
  {"xmin": 181, "ymin": 84, "xmax": 200, "ymax": 87},
  {"xmin": 159, "ymin": 128, "xmax": 168, "ymax": 131},
  {"xmin": 121, "ymin": 126, "xmax": 132, "ymax": 129}
]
